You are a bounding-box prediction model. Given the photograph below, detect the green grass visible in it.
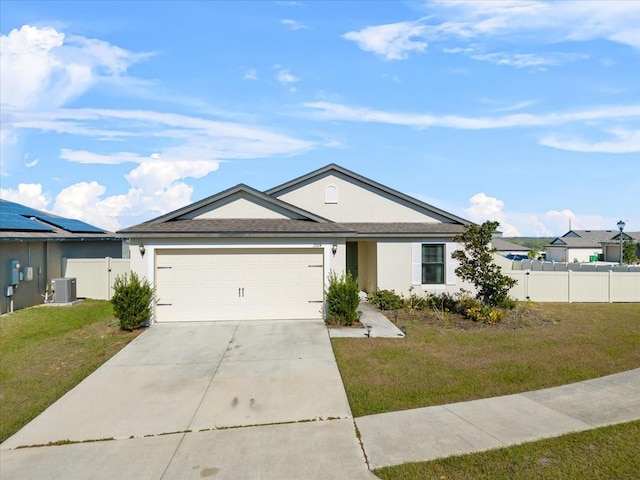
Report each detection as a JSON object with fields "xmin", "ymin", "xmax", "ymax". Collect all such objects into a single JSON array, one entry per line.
[
  {"xmin": 333, "ymin": 303, "xmax": 640, "ymax": 417},
  {"xmin": 0, "ymin": 301, "xmax": 142, "ymax": 443},
  {"xmin": 375, "ymin": 420, "xmax": 640, "ymax": 480}
]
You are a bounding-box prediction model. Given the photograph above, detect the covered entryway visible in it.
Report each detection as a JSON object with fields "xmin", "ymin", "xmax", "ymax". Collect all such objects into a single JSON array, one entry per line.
[{"xmin": 154, "ymin": 248, "xmax": 324, "ymax": 322}]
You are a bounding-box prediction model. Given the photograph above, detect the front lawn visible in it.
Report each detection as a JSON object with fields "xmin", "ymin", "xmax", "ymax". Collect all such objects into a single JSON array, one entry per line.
[
  {"xmin": 375, "ymin": 420, "xmax": 640, "ymax": 480},
  {"xmin": 332, "ymin": 302, "xmax": 640, "ymax": 417},
  {"xmin": 0, "ymin": 301, "xmax": 142, "ymax": 443}
]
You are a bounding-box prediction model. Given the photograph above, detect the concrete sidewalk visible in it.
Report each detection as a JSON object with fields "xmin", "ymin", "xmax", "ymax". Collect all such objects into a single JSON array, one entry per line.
[
  {"xmin": 329, "ymin": 300, "xmax": 405, "ymax": 338},
  {"xmin": 356, "ymin": 368, "xmax": 640, "ymax": 469}
]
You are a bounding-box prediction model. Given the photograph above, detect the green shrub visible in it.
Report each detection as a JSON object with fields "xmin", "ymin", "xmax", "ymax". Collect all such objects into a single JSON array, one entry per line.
[
  {"xmin": 326, "ymin": 271, "xmax": 360, "ymax": 326},
  {"xmin": 465, "ymin": 305, "xmax": 505, "ymax": 324},
  {"xmin": 111, "ymin": 272, "xmax": 153, "ymax": 331},
  {"xmin": 367, "ymin": 289, "xmax": 403, "ymax": 310}
]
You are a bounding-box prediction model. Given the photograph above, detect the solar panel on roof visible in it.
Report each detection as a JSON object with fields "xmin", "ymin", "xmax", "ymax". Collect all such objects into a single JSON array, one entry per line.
[
  {"xmin": 0, "ymin": 213, "xmax": 55, "ymax": 232},
  {"xmin": 35, "ymin": 214, "xmax": 105, "ymax": 233},
  {"xmin": 0, "ymin": 200, "xmax": 105, "ymax": 233}
]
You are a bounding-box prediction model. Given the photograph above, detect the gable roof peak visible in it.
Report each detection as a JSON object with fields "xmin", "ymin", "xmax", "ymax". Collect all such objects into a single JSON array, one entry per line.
[{"xmin": 266, "ymin": 163, "xmax": 472, "ymax": 226}]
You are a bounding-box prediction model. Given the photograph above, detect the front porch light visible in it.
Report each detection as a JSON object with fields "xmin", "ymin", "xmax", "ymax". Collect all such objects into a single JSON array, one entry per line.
[
  {"xmin": 139, "ymin": 244, "xmax": 146, "ymax": 258},
  {"xmin": 331, "ymin": 244, "xmax": 338, "ymax": 256}
]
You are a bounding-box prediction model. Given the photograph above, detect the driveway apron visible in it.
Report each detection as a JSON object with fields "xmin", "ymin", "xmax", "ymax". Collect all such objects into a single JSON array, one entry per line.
[{"xmin": 1, "ymin": 320, "xmax": 374, "ymax": 479}]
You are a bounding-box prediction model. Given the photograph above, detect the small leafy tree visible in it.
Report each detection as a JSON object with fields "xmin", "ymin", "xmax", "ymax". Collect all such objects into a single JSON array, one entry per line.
[
  {"xmin": 111, "ymin": 272, "xmax": 153, "ymax": 331},
  {"xmin": 623, "ymin": 240, "xmax": 639, "ymax": 264},
  {"xmin": 325, "ymin": 271, "xmax": 359, "ymax": 326},
  {"xmin": 452, "ymin": 221, "xmax": 517, "ymax": 307}
]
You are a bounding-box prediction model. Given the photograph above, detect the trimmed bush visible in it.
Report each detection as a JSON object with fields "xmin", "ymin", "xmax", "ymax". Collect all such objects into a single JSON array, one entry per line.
[
  {"xmin": 326, "ymin": 271, "xmax": 360, "ymax": 326},
  {"xmin": 367, "ymin": 289, "xmax": 403, "ymax": 310},
  {"xmin": 111, "ymin": 272, "xmax": 153, "ymax": 331}
]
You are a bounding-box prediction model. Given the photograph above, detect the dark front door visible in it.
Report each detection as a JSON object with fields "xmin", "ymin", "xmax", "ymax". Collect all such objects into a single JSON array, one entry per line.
[{"xmin": 346, "ymin": 241, "xmax": 358, "ymax": 280}]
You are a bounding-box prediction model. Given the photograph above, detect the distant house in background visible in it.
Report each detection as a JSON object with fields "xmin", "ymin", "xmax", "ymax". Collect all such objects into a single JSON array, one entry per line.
[
  {"xmin": 602, "ymin": 231, "xmax": 640, "ymax": 263},
  {"xmin": 546, "ymin": 230, "xmax": 639, "ymax": 263},
  {"xmin": 0, "ymin": 200, "xmax": 124, "ymax": 314},
  {"xmin": 491, "ymin": 238, "xmax": 531, "ymax": 259}
]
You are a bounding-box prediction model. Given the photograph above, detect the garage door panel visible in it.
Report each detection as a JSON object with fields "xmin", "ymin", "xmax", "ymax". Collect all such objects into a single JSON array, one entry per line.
[{"xmin": 155, "ymin": 249, "xmax": 324, "ymax": 322}]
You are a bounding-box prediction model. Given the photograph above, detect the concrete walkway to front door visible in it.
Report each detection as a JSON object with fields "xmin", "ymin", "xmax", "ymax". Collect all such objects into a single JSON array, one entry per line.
[{"xmin": 1, "ymin": 321, "xmax": 376, "ymax": 479}]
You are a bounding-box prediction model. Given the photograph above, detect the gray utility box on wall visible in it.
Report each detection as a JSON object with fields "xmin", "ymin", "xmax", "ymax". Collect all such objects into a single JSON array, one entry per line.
[{"xmin": 52, "ymin": 277, "xmax": 77, "ymax": 303}]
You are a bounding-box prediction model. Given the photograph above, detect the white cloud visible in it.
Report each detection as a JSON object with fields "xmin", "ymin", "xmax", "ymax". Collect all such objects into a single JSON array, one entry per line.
[
  {"xmin": 13, "ymin": 107, "xmax": 315, "ymax": 160},
  {"xmin": 281, "ymin": 19, "xmax": 308, "ymax": 30},
  {"xmin": 344, "ymin": 1, "xmax": 640, "ymax": 62},
  {"xmin": 49, "ymin": 162, "xmax": 215, "ymax": 230},
  {"xmin": 25, "ymin": 158, "xmax": 39, "ymax": 168},
  {"xmin": 489, "ymin": 100, "xmax": 538, "ymax": 112},
  {"xmin": 276, "ymin": 69, "xmax": 299, "ymax": 85},
  {"xmin": 304, "ymin": 101, "xmax": 640, "ymax": 130},
  {"xmin": 471, "ymin": 52, "xmax": 586, "ymax": 68},
  {"xmin": 276, "ymin": 68, "xmax": 300, "ymax": 92},
  {"xmin": 462, "ymin": 194, "xmax": 625, "ymax": 237},
  {"xmin": 539, "ymin": 128, "xmax": 640, "ymax": 153},
  {"xmin": 465, "ymin": 192, "xmax": 520, "ymax": 236},
  {"xmin": 0, "ymin": 183, "xmax": 50, "ymax": 210},
  {"xmin": 0, "ymin": 25, "xmax": 150, "ymax": 111},
  {"xmin": 125, "ymin": 160, "xmax": 219, "ymax": 193},
  {"xmin": 243, "ymin": 69, "xmax": 258, "ymax": 80},
  {"xmin": 52, "ymin": 181, "xmax": 121, "ymax": 231},
  {"xmin": 342, "ymin": 21, "xmax": 428, "ymax": 60},
  {"xmin": 428, "ymin": 0, "xmax": 640, "ymax": 49}
]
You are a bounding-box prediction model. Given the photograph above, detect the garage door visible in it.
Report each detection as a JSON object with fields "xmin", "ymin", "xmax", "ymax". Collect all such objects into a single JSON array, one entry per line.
[{"xmin": 154, "ymin": 248, "xmax": 324, "ymax": 322}]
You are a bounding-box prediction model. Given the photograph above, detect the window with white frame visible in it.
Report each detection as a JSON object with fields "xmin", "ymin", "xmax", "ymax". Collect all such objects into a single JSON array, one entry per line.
[{"xmin": 422, "ymin": 244, "xmax": 444, "ymax": 284}]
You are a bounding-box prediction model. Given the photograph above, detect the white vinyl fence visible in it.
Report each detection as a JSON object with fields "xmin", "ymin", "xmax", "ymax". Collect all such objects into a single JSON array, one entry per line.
[
  {"xmin": 63, "ymin": 257, "xmax": 131, "ymax": 300},
  {"xmin": 507, "ymin": 270, "xmax": 640, "ymax": 303},
  {"xmin": 494, "ymin": 255, "xmax": 640, "ymax": 303}
]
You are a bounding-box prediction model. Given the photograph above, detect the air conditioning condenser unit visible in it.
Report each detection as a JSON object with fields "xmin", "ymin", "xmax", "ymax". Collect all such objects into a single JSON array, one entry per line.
[{"xmin": 51, "ymin": 277, "xmax": 77, "ymax": 303}]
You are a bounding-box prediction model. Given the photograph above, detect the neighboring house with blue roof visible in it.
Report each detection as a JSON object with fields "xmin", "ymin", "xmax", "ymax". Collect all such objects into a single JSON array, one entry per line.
[{"xmin": 0, "ymin": 199, "xmax": 124, "ymax": 314}]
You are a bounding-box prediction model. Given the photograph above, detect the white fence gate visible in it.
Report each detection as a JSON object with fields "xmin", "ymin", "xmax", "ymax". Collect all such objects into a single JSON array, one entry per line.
[{"xmin": 63, "ymin": 257, "xmax": 131, "ymax": 300}]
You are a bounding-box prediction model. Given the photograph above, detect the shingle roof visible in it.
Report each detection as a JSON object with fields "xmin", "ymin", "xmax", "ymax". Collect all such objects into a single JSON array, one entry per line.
[
  {"xmin": 118, "ymin": 218, "xmax": 355, "ymax": 236},
  {"xmin": 118, "ymin": 219, "xmax": 468, "ymax": 238},
  {"xmin": 491, "ymin": 238, "xmax": 530, "ymax": 252},
  {"xmin": 566, "ymin": 230, "xmax": 619, "ymax": 242},
  {"xmin": 549, "ymin": 237, "xmax": 597, "ymax": 248},
  {"xmin": 340, "ymin": 222, "xmax": 466, "ymax": 235}
]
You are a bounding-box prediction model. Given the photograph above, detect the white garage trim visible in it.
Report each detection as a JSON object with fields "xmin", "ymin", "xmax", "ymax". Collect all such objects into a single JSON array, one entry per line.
[{"xmin": 154, "ymin": 247, "xmax": 324, "ymax": 322}]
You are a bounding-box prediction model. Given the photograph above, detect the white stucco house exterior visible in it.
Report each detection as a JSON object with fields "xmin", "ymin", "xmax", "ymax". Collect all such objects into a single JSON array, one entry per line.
[{"xmin": 118, "ymin": 164, "xmax": 473, "ymax": 323}]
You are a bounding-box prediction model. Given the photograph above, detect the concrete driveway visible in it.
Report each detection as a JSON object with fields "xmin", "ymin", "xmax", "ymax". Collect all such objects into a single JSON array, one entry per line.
[{"xmin": 1, "ymin": 320, "xmax": 375, "ymax": 479}]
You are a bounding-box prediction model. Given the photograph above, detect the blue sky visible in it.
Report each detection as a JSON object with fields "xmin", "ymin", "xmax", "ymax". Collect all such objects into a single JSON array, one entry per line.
[{"xmin": 1, "ymin": 1, "xmax": 638, "ymax": 235}]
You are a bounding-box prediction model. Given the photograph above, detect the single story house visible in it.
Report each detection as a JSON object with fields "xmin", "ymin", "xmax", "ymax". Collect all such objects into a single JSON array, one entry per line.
[
  {"xmin": 118, "ymin": 164, "xmax": 474, "ymax": 323},
  {"xmin": 545, "ymin": 230, "xmax": 617, "ymax": 263},
  {"xmin": 0, "ymin": 199, "xmax": 124, "ymax": 314},
  {"xmin": 602, "ymin": 231, "xmax": 640, "ymax": 263}
]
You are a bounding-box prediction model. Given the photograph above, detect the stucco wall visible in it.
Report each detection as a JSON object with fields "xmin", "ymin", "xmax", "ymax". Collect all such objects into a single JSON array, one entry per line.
[
  {"xmin": 0, "ymin": 242, "xmax": 47, "ymax": 314},
  {"xmin": 375, "ymin": 241, "xmax": 470, "ymax": 297},
  {"xmin": 190, "ymin": 198, "xmax": 290, "ymax": 219},
  {"xmin": 0, "ymin": 239, "xmax": 123, "ymax": 314},
  {"xmin": 275, "ymin": 174, "xmax": 441, "ymax": 223}
]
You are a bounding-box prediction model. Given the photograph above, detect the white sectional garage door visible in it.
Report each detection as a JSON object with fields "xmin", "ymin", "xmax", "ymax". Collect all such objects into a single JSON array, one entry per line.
[{"xmin": 154, "ymin": 248, "xmax": 324, "ymax": 322}]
